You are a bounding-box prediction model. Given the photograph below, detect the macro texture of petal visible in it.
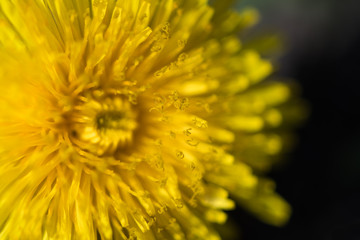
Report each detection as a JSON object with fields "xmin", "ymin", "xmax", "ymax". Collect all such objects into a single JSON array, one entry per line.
[{"xmin": 0, "ymin": 0, "xmax": 304, "ymax": 239}]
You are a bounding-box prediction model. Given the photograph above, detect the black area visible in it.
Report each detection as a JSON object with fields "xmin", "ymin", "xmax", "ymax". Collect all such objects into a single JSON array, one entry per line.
[{"xmin": 229, "ymin": 0, "xmax": 360, "ymax": 239}]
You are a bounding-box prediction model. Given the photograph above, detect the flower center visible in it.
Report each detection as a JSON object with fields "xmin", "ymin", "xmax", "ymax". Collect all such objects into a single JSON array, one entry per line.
[
  {"xmin": 69, "ymin": 93, "xmax": 138, "ymax": 156},
  {"xmin": 96, "ymin": 111, "xmax": 136, "ymax": 131}
]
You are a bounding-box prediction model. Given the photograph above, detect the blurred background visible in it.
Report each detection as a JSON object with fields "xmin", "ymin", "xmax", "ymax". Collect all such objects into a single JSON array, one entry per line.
[{"xmin": 229, "ymin": 0, "xmax": 360, "ymax": 239}]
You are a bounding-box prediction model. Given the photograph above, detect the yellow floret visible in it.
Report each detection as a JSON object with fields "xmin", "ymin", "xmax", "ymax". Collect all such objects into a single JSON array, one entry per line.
[{"xmin": 0, "ymin": 0, "xmax": 304, "ymax": 239}]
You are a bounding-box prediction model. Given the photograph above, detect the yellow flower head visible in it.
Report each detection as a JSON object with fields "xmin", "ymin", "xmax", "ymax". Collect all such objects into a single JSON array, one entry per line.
[{"xmin": 0, "ymin": 0, "xmax": 303, "ymax": 239}]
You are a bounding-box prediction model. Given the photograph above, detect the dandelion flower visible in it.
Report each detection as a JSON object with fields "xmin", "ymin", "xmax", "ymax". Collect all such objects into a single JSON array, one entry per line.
[{"xmin": 0, "ymin": 0, "xmax": 303, "ymax": 239}]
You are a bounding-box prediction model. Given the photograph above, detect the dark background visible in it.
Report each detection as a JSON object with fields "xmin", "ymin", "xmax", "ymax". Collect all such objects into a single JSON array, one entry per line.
[{"xmin": 230, "ymin": 0, "xmax": 360, "ymax": 239}]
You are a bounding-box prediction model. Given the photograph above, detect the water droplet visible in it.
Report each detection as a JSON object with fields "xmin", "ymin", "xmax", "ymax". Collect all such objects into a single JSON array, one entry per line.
[
  {"xmin": 186, "ymin": 138, "xmax": 199, "ymax": 147},
  {"xmin": 190, "ymin": 162, "xmax": 196, "ymax": 170},
  {"xmin": 177, "ymin": 53, "xmax": 188, "ymax": 64},
  {"xmin": 176, "ymin": 150, "xmax": 184, "ymax": 159},
  {"xmin": 169, "ymin": 131, "xmax": 176, "ymax": 139},
  {"xmin": 151, "ymin": 43, "xmax": 163, "ymax": 52},
  {"xmin": 174, "ymin": 199, "xmax": 183, "ymax": 208},
  {"xmin": 183, "ymin": 128, "xmax": 192, "ymax": 136}
]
